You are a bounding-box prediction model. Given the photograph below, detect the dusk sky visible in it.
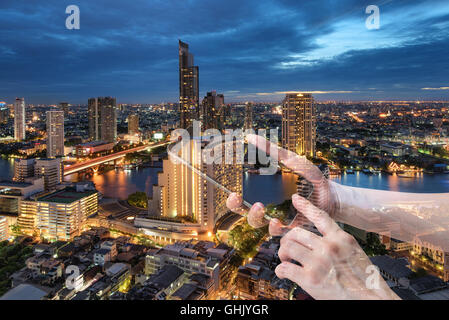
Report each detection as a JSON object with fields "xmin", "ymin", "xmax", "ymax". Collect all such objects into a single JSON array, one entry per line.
[{"xmin": 1, "ymin": 0, "xmax": 449, "ymax": 104}]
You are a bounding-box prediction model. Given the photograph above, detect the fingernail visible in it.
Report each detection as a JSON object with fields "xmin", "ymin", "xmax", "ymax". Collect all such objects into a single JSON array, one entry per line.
[{"xmin": 253, "ymin": 202, "xmax": 264, "ymax": 212}]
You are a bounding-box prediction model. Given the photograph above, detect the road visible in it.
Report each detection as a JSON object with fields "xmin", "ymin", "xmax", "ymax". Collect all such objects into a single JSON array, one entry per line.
[{"xmin": 64, "ymin": 141, "xmax": 169, "ymax": 175}]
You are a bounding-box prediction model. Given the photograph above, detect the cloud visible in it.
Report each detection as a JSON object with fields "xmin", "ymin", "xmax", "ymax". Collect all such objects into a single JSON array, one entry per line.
[
  {"xmin": 255, "ymin": 91, "xmax": 354, "ymax": 96},
  {"xmin": 0, "ymin": 0, "xmax": 449, "ymax": 103},
  {"xmin": 422, "ymin": 87, "xmax": 449, "ymax": 90}
]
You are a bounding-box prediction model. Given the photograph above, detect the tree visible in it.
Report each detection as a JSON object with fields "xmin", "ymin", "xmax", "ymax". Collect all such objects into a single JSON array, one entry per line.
[
  {"xmin": 228, "ymin": 221, "xmax": 268, "ymax": 258},
  {"xmin": 363, "ymin": 233, "xmax": 388, "ymax": 256},
  {"xmin": 127, "ymin": 192, "xmax": 148, "ymax": 209},
  {"xmin": 10, "ymin": 224, "xmax": 22, "ymax": 236}
]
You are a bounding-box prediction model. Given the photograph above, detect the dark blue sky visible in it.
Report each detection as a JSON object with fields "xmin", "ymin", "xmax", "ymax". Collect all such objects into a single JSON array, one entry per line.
[{"xmin": 1, "ymin": 0, "xmax": 449, "ymax": 104}]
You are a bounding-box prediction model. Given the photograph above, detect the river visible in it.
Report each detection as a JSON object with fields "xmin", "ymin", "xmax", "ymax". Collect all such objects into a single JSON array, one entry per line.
[{"xmin": 1, "ymin": 158, "xmax": 449, "ymax": 204}]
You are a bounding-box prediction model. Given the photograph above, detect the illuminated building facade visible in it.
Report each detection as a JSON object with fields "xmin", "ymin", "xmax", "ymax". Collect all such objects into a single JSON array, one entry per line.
[
  {"xmin": 18, "ymin": 185, "xmax": 98, "ymax": 241},
  {"xmin": 14, "ymin": 159, "xmax": 36, "ymax": 182},
  {"xmin": 75, "ymin": 141, "xmax": 114, "ymax": 157},
  {"xmin": 282, "ymin": 93, "xmax": 316, "ymax": 157},
  {"xmin": 414, "ymin": 232, "xmax": 449, "ymax": 282},
  {"xmin": 201, "ymin": 91, "xmax": 224, "ymax": 131},
  {"xmin": 0, "ymin": 107, "xmax": 8, "ymax": 124},
  {"xmin": 179, "ymin": 40, "xmax": 199, "ymax": 129},
  {"xmin": 34, "ymin": 158, "xmax": 63, "ymax": 191},
  {"xmin": 0, "ymin": 179, "xmax": 44, "ymax": 217},
  {"xmin": 0, "ymin": 217, "xmax": 9, "ymax": 241},
  {"xmin": 46, "ymin": 110, "xmax": 65, "ymax": 158},
  {"xmin": 88, "ymin": 97, "xmax": 117, "ymax": 143},
  {"xmin": 128, "ymin": 114, "xmax": 139, "ymax": 135},
  {"xmin": 148, "ymin": 138, "xmax": 242, "ymax": 234},
  {"xmin": 14, "ymin": 98, "xmax": 26, "ymax": 141},
  {"xmin": 17, "ymin": 199, "xmax": 38, "ymax": 236},
  {"xmin": 244, "ymin": 102, "xmax": 253, "ymax": 131}
]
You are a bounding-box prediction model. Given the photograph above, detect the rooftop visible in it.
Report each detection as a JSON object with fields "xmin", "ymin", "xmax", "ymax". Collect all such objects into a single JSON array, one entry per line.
[
  {"xmin": 0, "ymin": 284, "xmax": 48, "ymax": 300},
  {"xmin": 409, "ymin": 275, "xmax": 447, "ymax": 295},
  {"xmin": 0, "ymin": 180, "xmax": 33, "ymax": 188},
  {"xmin": 37, "ymin": 188, "xmax": 97, "ymax": 204},
  {"xmin": 370, "ymin": 255, "xmax": 413, "ymax": 279},
  {"xmin": 147, "ymin": 265, "xmax": 184, "ymax": 289},
  {"xmin": 172, "ymin": 283, "xmax": 200, "ymax": 300}
]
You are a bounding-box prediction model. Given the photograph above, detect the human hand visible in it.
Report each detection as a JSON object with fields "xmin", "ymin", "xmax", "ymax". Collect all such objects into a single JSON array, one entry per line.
[
  {"xmin": 226, "ymin": 133, "xmax": 338, "ymax": 230},
  {"xmin": 274, "ymin": 194, "xmax": 400, "ymax": 300}
]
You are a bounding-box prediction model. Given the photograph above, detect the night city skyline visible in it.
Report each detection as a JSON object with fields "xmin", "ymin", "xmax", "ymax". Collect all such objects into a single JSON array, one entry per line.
[
  {"xmin": 1, "ymin": 0, "xmax": 449, "ymax": 304},
  {"xmin": 1, "ymin": 0, "xmax": 449, "ymax": 104}
]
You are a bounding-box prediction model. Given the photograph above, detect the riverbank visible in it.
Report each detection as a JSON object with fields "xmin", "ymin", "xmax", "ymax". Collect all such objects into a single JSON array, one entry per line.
[{"xmin": 1, "ymin": 158, "xmax": 449, "ymax": 204}]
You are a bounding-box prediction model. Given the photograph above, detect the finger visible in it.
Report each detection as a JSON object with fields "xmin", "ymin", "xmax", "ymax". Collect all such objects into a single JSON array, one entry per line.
[
  {"xmin": 226, "ymin": 193, "xmax": 249, "ymax": 216},
  {"xmin": 275, "ymin": 261, "xmax": 306, "ymax": 286},
  {"xmin": 226, "ymin": 192, "xmax": 242, "ymax": 211},
  {"xmin": 292, "ymin": 194, "xmax": 339, "ymax": 236},
  {"xmin": 246, "ymin": 134, "xmax": 323, "ymax": 182},
  {"xmin": 269, "ymin": 218, "xmax": 288, "ymax": 236},
  {"xmin": 247, "ymin": 202, "xmax": 268, "ymax": 228},
  {"xmin": 278, "ymin": 237, "xmax": 314, "ymax": 264},
  {"xmin": 282, "ymin": 226, "xmax": 322, "ymax": 250}
]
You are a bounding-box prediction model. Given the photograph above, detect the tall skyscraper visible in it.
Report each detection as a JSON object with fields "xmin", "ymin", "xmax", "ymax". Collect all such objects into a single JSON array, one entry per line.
[
  {"xmin": 14, "ymin": 98, "xmax": 26, "ymax": 141},
  {"xmin": 179, "ymin": 40, "xmax": 199, "ymax": 129},
  {"xmin": 282, "ymin": 93, "xmax": 316, "ymax": 157},
  {"xmin": 128, "ymin": 114, "xmax": 139, "ymax": 135},
  {"xmin": 46, "ymin": 110, "xmax": 65, "ymax": 158},
  {"xmin": 149, "ymin": 138, "xmax": 242, "ymax": 234},
  {"xmin": 244, "ymin": 102, "xmax": 253, "ymax": 130},
  {"xmin": 88, "ymin": 97, "xmax": 117, "ymax": 143},
  {"xmin": 201, "ymin": 91, "xmax": 224, "ymax": 131}
]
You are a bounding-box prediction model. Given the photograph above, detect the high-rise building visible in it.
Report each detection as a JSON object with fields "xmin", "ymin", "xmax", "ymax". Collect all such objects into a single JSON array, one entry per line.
[
  {"xmin": 128, "ymin": 114, "xmax": 139, "ymax": 135},
  {"xmin": 281, "ymin": 93, "xmax": 316, "ymax": 157},
  {"xmin": 46, "ymin": 110, "xmax": 65, "ymax": 158},
  {"xmin": 0, "ymin": 217, "xmax": 8, "ymax": 241},
  {"xmin": 14, "ymin": 159, "xmax": 36, "ymax": 182},
  {"xmin": 34, "ymin": 158, "xmax": 63, "ymax": 191},
  {"xmin": 201, "ymin": 91, "xmax": 224, "ymax": 131},
  {"xmin": 149, "ymin": 137, "xmax": 242, "ymax": 234},
  {"xmin": 244, "ymin": 102, "xmax": 253, "ymax": 131},
  {"xmin": 59, "ymin": 102, "xmax": 70, "ymax": 117},
  {"xmin": 179, "ymin": 40, "xmax": 199, "ymax": 129},
  {"xmin": 18, "ymin": 184, "xmax": 98, "ymax": 241},
  {"xmin": 8, "ymin": 103, "xmax": 14, "ymax": 118},
  {"xmin": 14, "ymin": 98, "xmax": 26, "ymax": 141},
  {"xmin": 222, "ymin": 104, "xmax": 232, "ymax": 127},
  {"xmin": 88, "ymin": 97, "xmax": 117, "ymax": 143},
  {"xmin": 0, "ymin": 107, "xmax": 9, "ymax": 124}
]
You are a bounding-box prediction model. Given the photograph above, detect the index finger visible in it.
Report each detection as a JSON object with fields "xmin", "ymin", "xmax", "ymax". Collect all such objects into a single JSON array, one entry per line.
[
  {"xmin": 292, "ymin": 194, "xmax": 339, "ymax": 236},
  {"xmin": 246, "ymin": 134, "xmax": 323, "ymax": 182}
]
